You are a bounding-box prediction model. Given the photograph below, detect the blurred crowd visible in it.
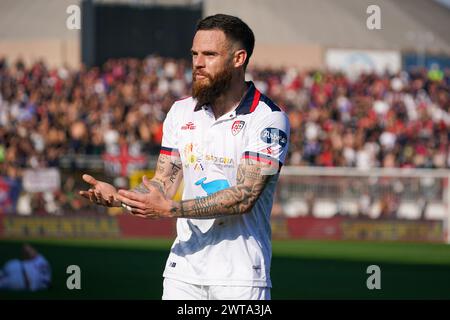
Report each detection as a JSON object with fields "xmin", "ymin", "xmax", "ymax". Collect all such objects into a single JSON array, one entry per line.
[
  {"xmin": 0, "ymin": 55, "xmax": 449, "ymax": 215},
  {"xmin": 251, "ymin": 64, "xmax": 450, "ymax": 168},
  {"xmin": 0, "ymin": 56, "xmax": 191, "ymax": 179}
]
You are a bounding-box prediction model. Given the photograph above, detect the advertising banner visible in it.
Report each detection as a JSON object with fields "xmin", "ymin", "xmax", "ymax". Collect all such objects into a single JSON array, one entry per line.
[
  {"xmin": 0, "ymin": 215, "xmax": 444, "ymax": 243},
  {"xmin": 23, "ymin": 168, "xmax": 60, "ymax": 193},
  {"xmin": 325, "ymin": 49, "xmax": 401, "ymax": 79}
]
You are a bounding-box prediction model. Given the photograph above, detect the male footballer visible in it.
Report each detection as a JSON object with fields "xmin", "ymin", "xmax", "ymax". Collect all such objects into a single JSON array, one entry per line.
[{"xmin": 80, "ymin": 14, "xmax": 290, "ymax": 300}]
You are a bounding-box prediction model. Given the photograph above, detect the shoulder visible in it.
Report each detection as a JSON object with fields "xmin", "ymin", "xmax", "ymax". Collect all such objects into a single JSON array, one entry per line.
[
  {"xmin": 172, "ymin": 96, "xmax": 195, "ymax": 110},
  {"xmin": 166, "ymin": 96, "xmax": 195, "ymax": 121},
  {"xmin": 258, "ymin": 93, "xmax": 283, "ymax": 113},
  {"xmin": 252, "ymin": 93, "xmax": 289, "ymax": 126}
]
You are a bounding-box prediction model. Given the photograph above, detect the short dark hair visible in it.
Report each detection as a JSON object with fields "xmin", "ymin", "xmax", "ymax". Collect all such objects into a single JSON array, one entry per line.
[{"xmin": 196, "ymin": 14, "xmax": 255, "ymax": 69}]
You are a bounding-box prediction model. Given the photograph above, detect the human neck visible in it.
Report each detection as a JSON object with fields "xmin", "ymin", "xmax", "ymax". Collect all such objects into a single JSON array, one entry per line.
[{"xmin": 210, "ymin": 77, "xmax": 248, "ymax": 120}]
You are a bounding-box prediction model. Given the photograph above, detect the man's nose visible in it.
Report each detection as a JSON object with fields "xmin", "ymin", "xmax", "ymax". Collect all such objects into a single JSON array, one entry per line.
[{"xmin": 193, "ymin": 54, "xmax": 205, "ymax": 68}]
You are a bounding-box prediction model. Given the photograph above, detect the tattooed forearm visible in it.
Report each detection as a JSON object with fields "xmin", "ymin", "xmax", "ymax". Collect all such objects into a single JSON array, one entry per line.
[
  {"xmin": 132, "ymin": 182, "xmax": 150, "ymax": 194},
  {"xmin": 148, "ymin": 180, "xmax": 165, "ymax": 194},
  {"xmin": 169, "ymin": 162, "xmax": 182, "ymax": 183},
  {"xmin": 188, "ymin": 197, "xmax": 220, "ymax": 216},
  {"xmin": 133, "ymin": 153, "xmax": 182, "ymax": 197},
  {"xmin": 131, "ymin": 179, "xmax": 164, "ymax": 194},
  {"xmin": 170, "ymin": 161, "xmax": 271, "ymax": 218},
  {"xmin": 172, "ymin": 184, "xmax": 254, "ymax": 218},
  {"xmin": 155, "ymin": 153, "xmax": 167, "ymax": 174}
]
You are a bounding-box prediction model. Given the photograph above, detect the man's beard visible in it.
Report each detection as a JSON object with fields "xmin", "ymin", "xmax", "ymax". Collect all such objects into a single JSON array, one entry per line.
[{"xmin": 192, "ymin": 66, "xmax": 233, "ymax": 107}]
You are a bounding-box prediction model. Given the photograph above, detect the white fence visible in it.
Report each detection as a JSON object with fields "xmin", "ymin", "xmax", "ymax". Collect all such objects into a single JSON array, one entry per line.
[{"xmin": 278, "ymin": 166, "xmax": 450, "ymax": 243}]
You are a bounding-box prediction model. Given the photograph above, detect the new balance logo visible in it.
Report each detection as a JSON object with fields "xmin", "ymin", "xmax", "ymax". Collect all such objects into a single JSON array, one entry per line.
[
  {"xmin": 169, "ymin": 262, "xmax": 177, "ymax": 268},
  {"xmin": 181, "ymin": 122, "xmax": 196, "ymax": 130}
]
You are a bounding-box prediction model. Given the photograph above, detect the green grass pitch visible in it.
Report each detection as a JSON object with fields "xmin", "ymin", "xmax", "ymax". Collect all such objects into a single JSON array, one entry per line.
[{"xmin": 1, "ymin": 238, "xmax": 450, "ymax": 299}]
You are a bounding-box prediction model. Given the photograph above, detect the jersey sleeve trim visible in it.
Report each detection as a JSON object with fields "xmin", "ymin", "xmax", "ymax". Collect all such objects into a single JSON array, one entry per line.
[
  {"xmin": 242, "ymin": 151, "xmax": 283, "ymax": 173},
  {"xmin": 161, "ymin": 146, "xmax": 180, "ymax": 157}
]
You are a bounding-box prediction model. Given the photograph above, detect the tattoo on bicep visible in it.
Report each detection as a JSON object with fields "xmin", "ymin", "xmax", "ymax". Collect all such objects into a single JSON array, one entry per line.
[
  {"xmin": 169, "ymin": 161, "xmax": 182, "ymax": 183},
  {"xmin": 244, "ymin": 166, "xmax": 262, "ymax": 181},
  {"xmin": 236, "ymin": 164, "xmax": 245, "ymax": 184},
  {"xmin": 156, "ymin": 155, "xmax": 167, "ymax": 175}
]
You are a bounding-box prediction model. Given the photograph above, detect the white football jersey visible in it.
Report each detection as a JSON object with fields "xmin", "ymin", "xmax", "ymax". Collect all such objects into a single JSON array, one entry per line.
[{"xmin": 162, "ymin": 81, "xmax": 290, "ymax": 287}]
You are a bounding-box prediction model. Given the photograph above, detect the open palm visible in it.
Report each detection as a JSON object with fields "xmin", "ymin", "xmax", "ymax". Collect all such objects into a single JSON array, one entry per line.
[{"xmin": 79, "ymin": 174, "xmax": 121, "ymax": 207}]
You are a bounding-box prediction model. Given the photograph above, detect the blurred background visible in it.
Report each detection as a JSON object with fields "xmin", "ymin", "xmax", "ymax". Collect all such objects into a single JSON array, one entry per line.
[{"xmin": 0, "ymin": 0, "xmax": 450, "ymax": 299}]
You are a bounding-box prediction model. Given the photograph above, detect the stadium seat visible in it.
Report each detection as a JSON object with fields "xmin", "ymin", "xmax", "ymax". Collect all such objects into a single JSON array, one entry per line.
[
  {"xmin": 313, "ymin": 200, "xmax": 337, "ymax": 218},
  {"xmin": 283, "ymin": 199, "xmax": 308, "ymax": 217},
  {"xmin": 369, "ymin": 201, "xmax": 382, "ymax": 219},
  {"xmin": 425, "ymin": 202, "xmax": 446, "ymax": 220},
  {"xmin": 397, "ymin": 201, "xmax": 421, "ymax": 219},
  {"xmin": 338, "ymin": 200, "xmax": 359, "ymax": 216}
]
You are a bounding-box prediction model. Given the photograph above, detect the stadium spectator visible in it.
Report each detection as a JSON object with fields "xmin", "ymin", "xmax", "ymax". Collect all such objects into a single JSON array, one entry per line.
[
  {"xmin": 0, "ymin": 244, "xmax": 52, "ymax": 292},
  {"xmin": 1, "ymin": 57, "xmax": 449, "ymax": 172},
  {"xmin": 1, "ymin": 45, "xmax": 449, "ymax": 217}
]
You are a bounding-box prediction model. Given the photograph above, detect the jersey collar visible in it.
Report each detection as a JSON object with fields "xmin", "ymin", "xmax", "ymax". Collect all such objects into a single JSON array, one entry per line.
[{"xmin": 235, "ymin": 81, "xmax": 261, "ymax": 115}]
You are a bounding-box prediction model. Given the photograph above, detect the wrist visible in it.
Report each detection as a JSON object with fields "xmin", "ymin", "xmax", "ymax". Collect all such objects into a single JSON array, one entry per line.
[{"xmin": 168, "ymin": 200, "xmax": 183, "ymax": 218}]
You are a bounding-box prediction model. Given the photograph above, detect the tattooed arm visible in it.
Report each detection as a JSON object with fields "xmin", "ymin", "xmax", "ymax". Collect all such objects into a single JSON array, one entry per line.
[
  {"xmin": 115, "ymin": 157, "xmax": 277, "ymax": 219},
  {"xmin": 169, "ymin": 158, "xmax": 274, "ymax": 218},
  {"xmin": 132, "ymin": 152, "xmax": 183, "ymax": 199}
]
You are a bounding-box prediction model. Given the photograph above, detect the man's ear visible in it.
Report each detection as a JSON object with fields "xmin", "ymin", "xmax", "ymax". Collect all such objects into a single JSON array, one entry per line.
[{"xmin": 233, "ymin": 49, "xmax": 247, "ymax": 69}]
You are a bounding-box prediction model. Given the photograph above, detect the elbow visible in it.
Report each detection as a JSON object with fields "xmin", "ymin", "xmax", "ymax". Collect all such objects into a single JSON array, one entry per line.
[{"xmin": 239, "ymin": 198, "xmax": 258, "ymax": 215}]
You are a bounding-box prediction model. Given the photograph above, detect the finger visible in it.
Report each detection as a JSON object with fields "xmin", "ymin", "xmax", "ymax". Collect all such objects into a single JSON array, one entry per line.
[
  {"xmin": 98, "ymin": 197, "xmax": 108, "ymax": 206},
  {"xmin": 82, "ymin": 174, "xmax": 98, "ymax": 186},
  {"xmin": 94, "ymin": 191, "xmax": 103, "ymax": 205},
  {"xmin": 106, "ymin": 195, "xmax": 114, "ymax": 207},
  {"xmin": 131, "ymin": 213, "xmax": 149, "ymax": 219},
  {"xmin": 79, "ymin": 191, "xmax": 91, "ymax": 199},
  {"xmin": 116, "ymin": 194, "xmax": 146, "ymax": 210},
  {"xmin": 96, "ymin": 191, "xmax": 111, "ymax": 206},
  {"xmin": 94, "ymin": 191, "xmax": 103, "ymax": 203},
  {"xmin": 130, "ymin": 207, "xmax": 146, "ymax": 215},
  {"xmin": 88, "ymin": 190, "xmax": 96, "ymax": 203},
  {"xmin": 117, "ymin": 189, "xmax": 146, "ymax": 202}
]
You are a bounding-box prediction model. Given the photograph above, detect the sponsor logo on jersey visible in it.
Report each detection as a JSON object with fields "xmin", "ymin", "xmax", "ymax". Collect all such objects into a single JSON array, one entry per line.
[
  {"xmin": 183, "ymin": 143, "xmax": 203, "ymax": 170},
  {"xmin": 231, "ymin": 120, "xmax": 245, "ymax": 136},
  {"xmin": 260, "ymin": 127, "xmax": 287, "ymax": 148},
  {"xmin": 195, "ymin": 177, "xmax": 230, "ymax": 195},
  {"xmin": 204, "ymin": 154, "xmax": 234, "ymax": 167},
  {"xmin": 181, "ymin": 122, "xmax": 196, "ymax": 130},
  {"xmin": 182, "ymin": 143, "xmax": 235, "ymax": 169}
]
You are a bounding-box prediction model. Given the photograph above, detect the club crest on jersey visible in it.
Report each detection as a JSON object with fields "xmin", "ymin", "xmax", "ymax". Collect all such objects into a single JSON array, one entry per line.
[{"xmin": 231, "ymin": 120, "xmax": 245, "ymax": 136}]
